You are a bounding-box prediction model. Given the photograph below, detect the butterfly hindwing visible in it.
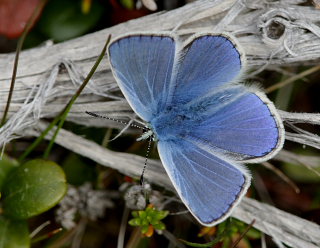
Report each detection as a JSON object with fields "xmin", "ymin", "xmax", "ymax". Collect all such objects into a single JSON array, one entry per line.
[
  {"xmin": 158, "ymin": 139, "xmax": 250, "ymax": 226},
  {"xmin": 108, "ymin": 34, "xmax": 176, "ymax": 121},
  {"xmin": 181, "ymin": 87, "xmax": 284, "ymax": 162}
]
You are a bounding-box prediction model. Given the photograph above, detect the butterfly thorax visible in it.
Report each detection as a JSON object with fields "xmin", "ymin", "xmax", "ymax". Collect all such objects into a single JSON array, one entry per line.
[{"xmin": 150, "ymin": 106, "xmax": 197, "ymax": 142}]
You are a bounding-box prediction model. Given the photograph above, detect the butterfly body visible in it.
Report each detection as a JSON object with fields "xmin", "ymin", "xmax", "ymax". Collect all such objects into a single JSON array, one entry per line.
[
  {"xmin": 150, "ymin": 106, "xmax": 195, "ymax": 142},
  {"xmin": 108, "ymin": 32, "xmax": 284, "ymax": 226}
]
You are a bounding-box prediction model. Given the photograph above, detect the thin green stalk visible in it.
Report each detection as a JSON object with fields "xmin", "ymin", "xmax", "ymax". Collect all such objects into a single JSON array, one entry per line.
[
  {"xmin": 0, "ymin": 0, "xmax": 48, "ymax": 127},
  {"xmin": 42, "ymin": 35, "xmax": 111, "ymax": 159},
  {"xmin": 19, "ymin": 35, "xmax": 111, "ymax": 162},
  {"xmin": 19, "ymin": 114, "xmax": 60, "ymax": 162}
]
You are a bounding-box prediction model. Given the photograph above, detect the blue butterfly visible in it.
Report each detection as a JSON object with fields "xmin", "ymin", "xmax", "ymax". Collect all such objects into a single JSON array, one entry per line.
[{"xmin": 108, "ymin": 33, "xmax": 284, "ymax": 226}]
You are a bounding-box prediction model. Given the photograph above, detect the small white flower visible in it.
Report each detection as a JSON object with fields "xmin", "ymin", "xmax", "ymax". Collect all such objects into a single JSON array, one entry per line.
[{"xmin": 122, "ymin": 182, "xmax": 163, "ymax": 210}]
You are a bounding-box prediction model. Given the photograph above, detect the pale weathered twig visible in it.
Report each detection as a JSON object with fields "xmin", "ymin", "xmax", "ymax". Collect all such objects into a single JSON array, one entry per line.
[
  {"xmin": 279, "ymin": 110, "xmax": 320, "ymax": 125},
  {"xmin": 24, "ymin": 121, "xmax": 320, "ymax": 248},
  {"xmin": 1, "ymin": 0, "xmax": 320, "ymax": 247}
]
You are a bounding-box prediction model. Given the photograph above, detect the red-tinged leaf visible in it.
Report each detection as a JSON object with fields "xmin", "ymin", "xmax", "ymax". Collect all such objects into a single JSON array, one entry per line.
[{"xmin": 0, "ymin": 0, "xmax": 41, "ymax": 38}]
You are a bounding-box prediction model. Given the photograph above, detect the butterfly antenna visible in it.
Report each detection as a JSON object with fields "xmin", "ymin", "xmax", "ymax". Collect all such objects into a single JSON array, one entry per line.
[
  {"xmin": 140, "ymin": 135, "xmax": 153, "ymax": 187},
  {"xmin": 85, "ymin": 111, "xmax": 144, "ymax": 129}
]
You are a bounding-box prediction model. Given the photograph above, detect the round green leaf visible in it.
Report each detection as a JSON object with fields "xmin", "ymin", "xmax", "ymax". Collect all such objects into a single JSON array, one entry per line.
[
  {"xmin": 62, "ymin": 154, "xmax": 96, "ymax": 186},
  {"xmin": 2, "ymin": 159, "xmax": 67, "ymax": 219},
  {"xmin": 0, "ymin": 155, "xmax": 19, "ymax": 192},
  {"xmin": 0, "ymin": 216, "xmax": 30, "ymax": 248}
]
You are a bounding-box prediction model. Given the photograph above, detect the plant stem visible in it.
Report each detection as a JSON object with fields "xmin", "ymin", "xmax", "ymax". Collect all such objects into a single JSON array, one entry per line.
[{"xmin": 43, "ymin": 35, "xmax": 111, "ymax": 158}]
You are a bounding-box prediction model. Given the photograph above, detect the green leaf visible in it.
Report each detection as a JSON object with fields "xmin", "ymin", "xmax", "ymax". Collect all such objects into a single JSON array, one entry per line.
[
  {"xmin": 0, "ymin": 216, "xmax": 30, "ymax": 248},
  {"xmin": 132, "ymin": 211, "xmax": 139, "ymax": 218},
  {"xmin": 142, "ymin": 219, "xmax": 149, "ymax": 226},
  {"xmin": 2, "ymin": 159, "xmax": 67, "ymax": 219},
  {"xmin": 153, "ymin": 222, "xmax": 165, "ymax": 230},
  {"xmin": 139, "ymin": 210, "xmax": 147, "ymax": 219},
  {"xmin": 129, "ymin": 218, "xmax": 141, "ymax": 226},
  {"xmin": 38, "ymin": 0, "xmax": 103, "ymax": 41},
  {"xmin": 141, "ymin": 225, "xmax": 149, "ymax": 234},
  {"xmin": 62, "ymin": 154, "xmax": 96, "ymax": 186},
  {"xmin": 0, "ymin": 155, "xmax": 19, "ymax": 191},
  {"xmin": 150, "ymin": 218, "xmax": 159, "ymax": 225},
  {"xmin": 155, "ymin": 210, "xmax": 169, "ymax": 220}
]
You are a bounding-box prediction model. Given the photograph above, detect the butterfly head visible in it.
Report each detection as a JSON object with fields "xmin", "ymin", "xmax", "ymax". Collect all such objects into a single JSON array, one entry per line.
[{"xmin": 136, "ymin": 124, "xmax": 157, "ymax": 142}]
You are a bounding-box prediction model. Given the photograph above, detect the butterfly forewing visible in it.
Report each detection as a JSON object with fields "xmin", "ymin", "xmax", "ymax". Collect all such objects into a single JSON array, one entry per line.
[
  {"xmin": 169, "ymin": 34, "xmax": 244, "ymax": 106},
  {"xmin": 108, "ymin": 34, "xmax": 176, "ymax": 121}
]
